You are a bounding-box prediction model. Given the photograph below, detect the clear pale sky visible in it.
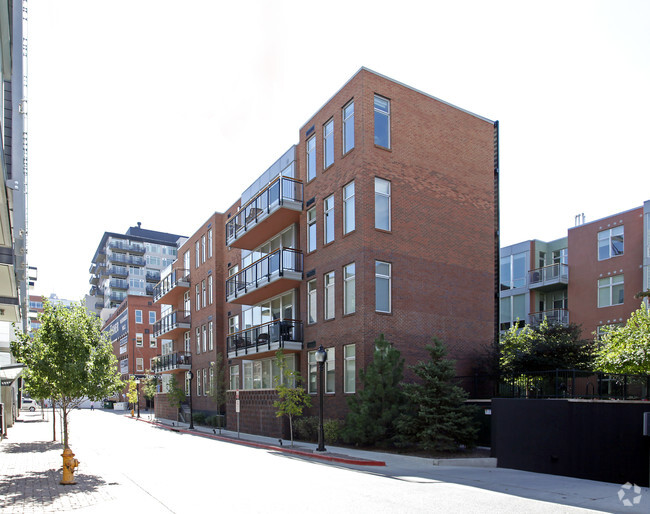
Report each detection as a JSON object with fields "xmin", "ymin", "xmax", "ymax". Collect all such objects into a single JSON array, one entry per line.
[{"xmin": 26, "ymin": 0, "xmax": 650, "ymax": 301}]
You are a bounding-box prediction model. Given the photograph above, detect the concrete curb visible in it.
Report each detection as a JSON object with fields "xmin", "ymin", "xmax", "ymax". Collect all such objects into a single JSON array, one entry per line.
[
  {"xmin": 131, "ymin": 416, "xmax": 387, "ymax": 467},
  {"xmin": 432, "ymin": 457, "xmax": 497, "ymax": 467}
]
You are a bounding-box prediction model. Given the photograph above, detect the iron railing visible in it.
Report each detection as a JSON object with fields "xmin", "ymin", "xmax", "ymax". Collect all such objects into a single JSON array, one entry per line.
[
  {"xmin": 227, "ymin": 318, "xmax": 303, "ymax": 355},
  {"xmin": 225, "ymin": 176, "xmax": 303, "ymax": 244},
  {"xmin": 153, "ymin": 310, "xmax": 191, "ymax": 338},
  {"xmin": 151, "ymin": 352, "xmax": 192, "ymax": 373},
  {"xmin": 153, "ymin": 269, "xmax": 190, "ymax": 303},
  {"xmin": 108, "ymin": 241, "xmax": 146, "ymax": 254},
  {"xmin": 528, "ymin": 263, "xmax": 568, "ymax": 287},
  {"xmin": 528, "ymin": 308, "xmax": 569, "ymax": 326},
  {"xmin": 226, "ymin": 248, "xmax": 303, "ymax": 300}
]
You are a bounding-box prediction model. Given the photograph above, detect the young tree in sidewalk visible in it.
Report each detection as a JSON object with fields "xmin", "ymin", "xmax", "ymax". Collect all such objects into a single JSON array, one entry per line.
[
  {"xmin": 126, "ymin": 377, "xmax": 138, "ymax": 415},
  {"xmin": 165, "ymin": 374, "xmax": 187, "ymax": 421},
  {"xmin": 397, "ymin": 336, "xmax": 479, "ymax": 452},
  {"xmin": 11, "ymin": 301, "xmax": 123, "ymax": 449},
  {"xmin": 208, "ymin": 352, "xmax": 227, "ymax": 428},
  {"xmin": 342, "ymin": 334, "xmax": 405, "ymax": 446},
  {"xmin": 273, "ymin": 350, "xmax": 310, "ymax": 446}
]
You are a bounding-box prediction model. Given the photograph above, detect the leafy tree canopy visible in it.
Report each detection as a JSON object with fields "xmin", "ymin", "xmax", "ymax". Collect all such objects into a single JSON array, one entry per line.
[
  {"xmin": 499, "ymin": 319, "xmax": 594, "ymax": 376},
  {"xmin": 11, "ymin": 301, "xmax": 123, "ymax": 447},
  {"xmin": 273, "ymin": 350, "xmax": 310, "ymax": 446},
  {"xmin": 595, "ymin": 303, "xmax": 650, "ymax": 375}
]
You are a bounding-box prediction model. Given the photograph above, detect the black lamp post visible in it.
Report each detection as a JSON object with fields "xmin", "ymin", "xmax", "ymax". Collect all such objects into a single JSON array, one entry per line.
[
  {"xmin": 187, "ymin": 370, "xmax": 194, "ymax": 430},
  {"xmin": 135, "ymin": 379, "xmax": 141, "ymax": 418},
  {"xmin": 315, "ymin": 345, "xmax": 327, "ymax": 452}
]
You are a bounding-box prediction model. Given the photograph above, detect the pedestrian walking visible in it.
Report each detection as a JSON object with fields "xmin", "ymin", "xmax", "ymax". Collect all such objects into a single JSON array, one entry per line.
[{"xmin": 90, "ymin": 403, "xmax": 94, "ymax": 411}]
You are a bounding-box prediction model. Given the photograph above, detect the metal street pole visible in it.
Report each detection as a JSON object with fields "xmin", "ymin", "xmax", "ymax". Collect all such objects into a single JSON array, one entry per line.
[
  {"xmin": 316, "ymin": 345, "xmax": 327, "ymax": 452},
  {"xmin": 188, "ymin": 371, "xmax": 194, "ymax": 430}
]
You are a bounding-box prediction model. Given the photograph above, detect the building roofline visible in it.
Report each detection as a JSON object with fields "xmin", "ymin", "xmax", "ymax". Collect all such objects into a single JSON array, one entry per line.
[
  {"xmin": 299, "ymin": 66, "xmax": 495, "ymax": 131},
  {"xmin": 568, "ymin": 204, "xmax": 644, "ymax": 232},
  {"xmin": 90, "ymin": 229, "xmax": 186, "ymax": 263}
]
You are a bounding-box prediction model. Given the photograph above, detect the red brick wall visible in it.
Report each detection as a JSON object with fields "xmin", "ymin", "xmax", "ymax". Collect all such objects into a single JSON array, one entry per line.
[
  {"xmin": 225, "ymin": 390, "xmax": 286, "ymax": 438},
  {"xmin": 568, "ymin": 207, "xmax": 644, "ymax": 338},
  {"xmin": 154, "ymin": 393, "xmax": 179, "ymax": 422}
]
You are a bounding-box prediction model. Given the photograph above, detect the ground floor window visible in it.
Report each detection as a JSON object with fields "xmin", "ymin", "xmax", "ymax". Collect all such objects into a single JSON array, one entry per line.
[
  {"xmin": 344, "ymin": 344, "xmax": 356, "ymax": 393},
  {"xmin": 230, "ymin": 365, "xmax": 239, "ymax": 390},
  {"xmin": 240, "ymin": 354, "xmax": 296, "ymax": 390}
]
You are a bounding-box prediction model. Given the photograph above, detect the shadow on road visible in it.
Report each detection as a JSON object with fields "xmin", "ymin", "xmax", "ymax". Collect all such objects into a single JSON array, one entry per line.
[{"xmin": 0, "ymin": 440, "xmax": 61, "ymax": 454}]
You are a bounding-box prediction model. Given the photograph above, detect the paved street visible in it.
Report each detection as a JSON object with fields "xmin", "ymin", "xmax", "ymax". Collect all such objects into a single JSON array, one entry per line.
[{"xmin": 1, "ymin": 409, "xmax": 647, "ymax": 513}]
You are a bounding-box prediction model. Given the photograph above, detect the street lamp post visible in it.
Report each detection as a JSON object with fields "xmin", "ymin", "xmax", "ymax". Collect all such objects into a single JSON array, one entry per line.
[
  {"xmin": 187, "ymin": 370, "xmax": 194, "ymax": 430},
  {"xmin": 315, "ymin": 345, "xmax": 327, "ymax": 452},
  {"xmin": 135, "ymin": 379, "xmax": 141, "ymax": 418}
]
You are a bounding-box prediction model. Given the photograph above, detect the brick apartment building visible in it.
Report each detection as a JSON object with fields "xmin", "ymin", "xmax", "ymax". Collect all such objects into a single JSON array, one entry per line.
[
  {"xmin": 500, "ymin": 200, "xmax": 650, "ymax": 340},
  {"xmin": 102, "ymin": 295, "xmax": 162, "ymax": 409},
  {"xmin": 152, "ymin": 68, "xmax": 499, "ymax": 437}
]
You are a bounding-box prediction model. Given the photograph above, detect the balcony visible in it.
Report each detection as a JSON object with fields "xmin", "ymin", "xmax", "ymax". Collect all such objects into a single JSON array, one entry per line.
[
  {"xmin": 151, "ymin": 351, "xmax": 192, "ymax": 373},
  {"xmin": 529, "ymin": 308, "xmax": 569, "ymax": 327},
  {"xmin": 153, "ymin": 310, "xmax": 191, "ymax": 339},
  {"xmin": 110, "ymin": 278, "xmax": 128, "ymax": 290},
  {"xmin": 153, "ymin": 269, "xmax": 190, "ymax": 305},
  {"xmin": 226, "ymin": 248, "xmax": 303, "ymax": 305},
  {"xmin": 227, "ymin": 318, "xmax": 303, "ymax": 359},
  {"xmin": 108, "ymin": 254, "xmax": 146, "ymax": 267},
  {"xmin": 108, "ymin": 241, "xmax": 146, "ymax": 254},
  {"xmin": 226, "ymin": 176, "xmax": 303, "ymax": 249},
  {"xmin": 89, "ymin": 275, "xmax": 98, "ymax": 285},
  {"xmin": 528, "ymin": 263, "xmax": 568, "ymax": 291},
  {"xmin": 107, "ymin": 266, "xmax": 128, "ymax": 278},
  {"xmin": 146, "ymin": 270, "xmax": 161, "ymax": 283},
  {"xmin": 145, "ymin": 284, "xmax": 154, "ymax": 295}
]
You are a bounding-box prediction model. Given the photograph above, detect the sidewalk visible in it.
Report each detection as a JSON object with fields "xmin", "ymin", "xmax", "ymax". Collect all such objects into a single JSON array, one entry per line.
[{"xmin": 2, "ymin": 410, "xmax": 648, "ymax": 513}]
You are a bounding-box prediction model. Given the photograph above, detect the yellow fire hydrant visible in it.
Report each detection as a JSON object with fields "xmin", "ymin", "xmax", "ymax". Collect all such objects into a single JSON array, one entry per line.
[{"xmin": 61, "ymin": 448, "xmax": 80, "ymax": 485}]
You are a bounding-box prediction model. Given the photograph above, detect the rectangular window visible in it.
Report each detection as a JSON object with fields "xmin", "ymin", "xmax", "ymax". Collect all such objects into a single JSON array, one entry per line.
[
  {"xmin": 135, "ymin": 333, "xmax": 144, "ymax": 347},
  {"xmin": 229, "ymin": 315, "xmax": 239, "ymax": 334},
  {"xmin": 375, "ymin": 261, "xmax": 391, "ymax": 313},
  {"xmin": 326, "ymin": 347, "xmax": 335, "ymax": 393},
  {"xmin": 307, "ymin": 208, "xmax": 317, "ymax": 252},
  {"xmin": 500, "ymin": 294, "xmax": 526, "ymax": 331},
  {"xmin": 307, "ymin": 279, "xmax": 317, "ymax": 324},
  {"xmin": 184, "ymin": 291, "xmax": 191, "ymax": 315},
  {"xmin": 375, "ymin": 178, "xmax": 391, "ymax": 231},
  {"xmin": 208, "ymin": 229, "xmax": 213, "ymax": 258},
  {"xmin": 343, "ymin": 181, "xmax": 355, "ymax": 234},
  {"xmin": 598, "ymin": 226, "xmax": 624, "ymax": 260},
  {"xmin": 202, "ymin": 235, "xmax": 206, "ymax": 263},
  {"xmin": 324, "ymin": 119, "xmax": 334, "ymax": 169},
  {"xmin": 208, "ymin": 321, "xmax": 214, "ymax": 351},
  {"xmin": 202, "ymin": 325, "xmax": 207, "ymax": 353},
  {"xmin": 202, "ymin": 280, "xmax": 206, "ymax": 308},
  {"xmin": 149, "ymin": 311, "xmax": 156, "ymax": 325},
  {"xmin": 203, "ymin": 369, "xmax": 207, "ymax": 396},
  {"xmin": 196, "ymin": 327, "xmax": 201, "ymax": 354},
  {"xmin": 306, "ymin": 136, "xmax": 316, "ymax": 181},
  {"xmin": 195, "ymin": 241, "xmax": 200, "ymax": 268},
  {"xmin": 344, "ymin": 344, "xmax": 356, "ymax": 393},
  {"xmin": 197, "ymin": 369, "xmax": 202, "ymax": 396},
  {"xmin": 196, "ymin": 284, "xmax": 200, "ymax": 311},
  {"xmin": 324, "ymin": 271, "xmax": 335, "ymax": 320},
  {"xmin": 500, "ymin": 253, "xmax": 527, "ymax": 290},
  {"xmin": 136, "ymin": 358, "xmax": 144, "ymax": 372},
  {"xmin": 374, "ymin": 95, "xmax": 390, "ymax": 148},
  {"xmin": 149, "ymin": 336, "xmax": 157, "ymax": 348},
  {"xmin": 184, "ymin": 250, "xmax": 190, "ymax": 272},
  {"xmin": 343, "ymin": 263, "xmax": 356, "ymax": 315},
  {"xmin": 208, "ymin": 275, "xmax": 213, "ymax": 304},
  {"xmin": 135, "ymin": 310, "xmax": 143, "ymax": 324},
  {"xmin": 209, "ymin": 366, "xmax": 214, "ymax": 396},
  {"xmin": 598, "ymin": 275, "xmax": 624, "ymax": 307},
  {"xmin": 308, "ymin": 351, "xmax": 317, "ymax": 394},
  {"xmin": 324, "ymin": 195, "xmax": 334, "ymax": 244},
  {"xmin": 230, "ymin": 365, "xmax": 239, "ymax": 390},
  {"xmin": 185, "ymin": 372, "xmax": 190, "ymax": 395},
  {"xmin": 184, "ymin": 331, "xmax": 191, "ymax": 353},
  {"xmin": 343, "ymin": 101, "xmax": 354, "ymax": 154}
]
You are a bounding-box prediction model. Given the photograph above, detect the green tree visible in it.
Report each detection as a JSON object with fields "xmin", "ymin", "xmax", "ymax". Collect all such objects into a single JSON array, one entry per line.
[
  {"xmin": 397, "ymin": 337, "xmax": 479, "ymax": 452},
  {"xmin": 273, "ymin": 350, "xmax": 311, "ymax": 446},
  {"xmin": 126, "ymin": 377, "xmax": 138, "ymax": 413},
  {"xmin": 500, "ymin": 319, "xmax": 594, "ymax": 376},
  {"xmin": 595, "ymin": 303, "xmax": 650, "ymax": 374},
  {"xmin": 11, "ymin": 301, "xmax": 123, "ymax": 449},
  {"xmin": 342, "ymin": 334, "xmax": 405, "ymax": 446},
  {"xmin": 165, "ymin": 374, "xmax": 187, "ymax": 418},
  {"xmin": 142, "ymin": 374, "xmax": 159, "ymax": 403}
]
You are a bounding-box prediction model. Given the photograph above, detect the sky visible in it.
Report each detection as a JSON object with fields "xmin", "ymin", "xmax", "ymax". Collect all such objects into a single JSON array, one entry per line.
[{"xmin": 25, "ymin": 0, "xmax": 650, "ymax": 301}]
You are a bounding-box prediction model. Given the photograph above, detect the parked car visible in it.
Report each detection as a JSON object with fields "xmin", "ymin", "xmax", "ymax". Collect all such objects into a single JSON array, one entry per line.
[{"xmin": 21, "ymin": 398, "xmax": 36, "ymax": 412}]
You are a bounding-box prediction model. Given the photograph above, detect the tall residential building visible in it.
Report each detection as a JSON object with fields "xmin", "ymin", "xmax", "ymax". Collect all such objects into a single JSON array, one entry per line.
[
  {"xmin": 153, "ymin": 68, "xmax": 499, "ymax": 437},
  {"xmin": 88, "ymin": 224, "xmax": 186, "ymax": 322},
  {"xmin": 500, "ymin": 200, "xmax": 649, "ymax": 340},
  {"xmin": 0, "ymin": 0, "xmax": 28, "ymax": 436}
]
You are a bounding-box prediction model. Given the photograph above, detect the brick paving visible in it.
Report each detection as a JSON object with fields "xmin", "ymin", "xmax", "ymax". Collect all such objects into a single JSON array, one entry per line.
[{"xmin": 0, "ymin": 414, "xmax": 114, "ymax": 512}]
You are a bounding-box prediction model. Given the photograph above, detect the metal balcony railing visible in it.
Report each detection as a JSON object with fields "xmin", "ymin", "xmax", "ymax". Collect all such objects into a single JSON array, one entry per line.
[
  {"xmin": 108, "ymin": 241, "xmax": 146, "ymax": 254},
  {"xmin": 107, "ymin": 266, "xmax": 128, "ymax": 278},
  {"xmin": 151, "ymin": 352, "xmax": 192, "ymax": 373},
  {"xmin": 146, "ymin": 270, "xmax": 161, "ymax": 282},
  {"xmin": 153, "ymin": 269, "xmax": 190, "ymax": 303},
  {"xmin": 528, "ymin": 263, "xmax": 568, "ymax": 289},
  {"xmin": 227, "ymin": 318, "xmax": 303, "ymax": 356},
  {"xmin": 109, "ymin": 278, "xmax": 128, "ymax": 290},
  {"xmin": 529, "ymin": 309, "xmax": 569, "ymax": 327},
  {"xmin": 226, "ymin": 248, "xmax": 303, "ymax": 301},
  {"xmin": 153, "ymin": 310, "xmax": 191, "ymax": 338},
  {"xmin": 225, "ymin": 176, "xmax": 303, "ymax": 246}
]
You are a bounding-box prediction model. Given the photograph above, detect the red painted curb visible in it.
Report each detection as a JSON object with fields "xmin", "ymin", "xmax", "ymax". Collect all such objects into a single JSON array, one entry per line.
[{"xmin": 132, "ymin": 416, "xmax": 386, "ymax": 467}]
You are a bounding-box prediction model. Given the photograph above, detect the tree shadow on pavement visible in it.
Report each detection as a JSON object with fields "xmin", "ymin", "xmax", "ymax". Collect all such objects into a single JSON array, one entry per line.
[
  {"xmin": 0, "ymin": 468, "xmax": 109, "ymax": 507},
  {"xmin": 0, "ymin": 440, "xmax": 62, "ymax": 453}
]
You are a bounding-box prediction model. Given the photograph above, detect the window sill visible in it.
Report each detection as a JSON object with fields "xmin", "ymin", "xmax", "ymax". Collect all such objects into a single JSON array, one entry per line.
[
  {"xmin": 375, "ymin": 310, "xmax": 393, "ymax": 316},
  {"xmin": 342, "ymin": 147, "xmax": 355, "ymax": 158},
  {"xmin": 375, "ymin": 228, "xmax": 392, "ymax": 234},
  {"xmin": 374, "ymin": 144, "xmax": 392, "ymax": 152}
]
